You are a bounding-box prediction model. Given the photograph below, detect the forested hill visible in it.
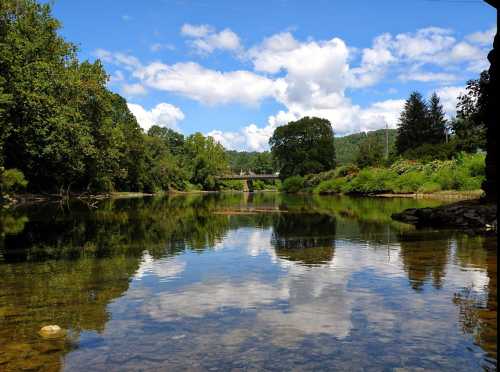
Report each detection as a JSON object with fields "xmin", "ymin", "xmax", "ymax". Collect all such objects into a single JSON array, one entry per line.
[
  {"xmin": 226, "ymin": 129, "xmax": 397, "ymax": 171},
  {"xmin": 335, "ymin": 129, "xmax": 397, "ymax": 165}
]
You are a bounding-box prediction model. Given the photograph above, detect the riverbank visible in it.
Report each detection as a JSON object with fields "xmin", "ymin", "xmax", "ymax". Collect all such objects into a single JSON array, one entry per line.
[
  {"xmin": 2, "ymin": 189, "xmax": 281, "ymax": 208},
  {"xmin": 376, "ymin": 190, "xmax": 484, "ymax": 200},
  {"xmin": 3, "ymin": 188, "xmax": 483, "ymax": 208}
]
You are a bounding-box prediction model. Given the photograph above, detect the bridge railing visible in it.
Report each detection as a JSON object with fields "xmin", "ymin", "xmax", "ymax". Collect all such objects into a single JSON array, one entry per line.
[{"xmin": 215, "ymin": 174, "xmax": 279, "ymax": 180}]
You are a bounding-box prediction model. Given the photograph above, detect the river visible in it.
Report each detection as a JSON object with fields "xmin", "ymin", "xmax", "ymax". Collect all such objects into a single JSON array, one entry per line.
[{"xmin": 0, "ymin": 193, "xmax": 497, "ymax": 371}]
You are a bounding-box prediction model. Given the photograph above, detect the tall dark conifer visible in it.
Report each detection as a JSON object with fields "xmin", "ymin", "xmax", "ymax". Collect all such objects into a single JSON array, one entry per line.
[
  {"xmin": 427, "ymin": 93, "xmax": 447, "ymax": 144},
  {"xmin": 395, "ymin": 92, "xmax": 429, "ymax": 154}
]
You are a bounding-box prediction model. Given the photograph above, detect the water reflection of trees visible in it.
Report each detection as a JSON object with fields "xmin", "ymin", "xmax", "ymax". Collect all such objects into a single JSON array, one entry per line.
[
  {"xmin": 0, "ymin": 195, "xmax": 233, "ymax": 262},
  {"xmin": 0, "ymin": 195, "xmax": 233, "ymax": 370},
  {"xmin": 452, "ymin": 236, "xmax": 497, "ymax": 365},
  {"xmin": 0, "ymin": 193, "xmax": 496, "ymax": 368},
  {"xmin": 397, "ymin": 231, "xmax": 451, "ymax": 291},
  {"xmin": 271, "ymin": 213, "xmax": 336, "ymax": 266}
]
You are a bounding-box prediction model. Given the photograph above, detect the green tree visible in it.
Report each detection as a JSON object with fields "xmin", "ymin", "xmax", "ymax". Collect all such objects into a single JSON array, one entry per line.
[
  {"xmin": 251, "ymin": 151, "xmax": 274, "ymax": 174},
  {"xmin": 451, "ymin": 70, "xmax": 488, "ymax": 153},
  {"xmin": 143, "ymin": 134, "xmax": 187, "ymax": 192},
  {"xmin": 148, "ymin": 125, "xmax": 185, "ymax": 156},
  {"xmin": 269, "ymin": 116, "xmax": 336, "ymax": 179},
  {"xmin": 395, "ymin": 92, "xmax": 429, "ymax": 155},
  {"xmin": 427, "ymin": 93, "xmax": 447, "ymax": 144},
  {"xmin": 183, "ymin": 133, "xmax": 229, "ymax": 190}
]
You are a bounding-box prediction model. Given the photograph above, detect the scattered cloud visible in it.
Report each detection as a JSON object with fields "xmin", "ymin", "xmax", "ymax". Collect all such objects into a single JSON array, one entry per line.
[
  {"xmin": 108, "ymin": 70, "xmax": 125, "ymax": 84},
  {"xmin": 398, "ymin": 69, "xmax": 458, "ymax": 83},
  {"xmin": 121, "ymin": 83, "xmax": 147, "ymax": 96},
  {"xmin": 127, "ymin": 102, "xmax": 185, "ymax": 131},
  {"xmin": 121, "ymin": 15, "xmax": 133, "ymax": 22},
  {"xmin": 180, "ymin": 23, "xmax": 213, "ymax": 38},
  {"xmin": 466, "ymin": 26, "xmax": 496, "ymax": 46},
  {"xmin": 95, "ymin": 25, "xmax": 493, "ymax": 150},
  {"xmin": 94, "ymin": 49, "xmax": 141, "ymax": 70},
  {"xmin": 181, "ymin": 23, "xmax": 241, "ymax": 54}
]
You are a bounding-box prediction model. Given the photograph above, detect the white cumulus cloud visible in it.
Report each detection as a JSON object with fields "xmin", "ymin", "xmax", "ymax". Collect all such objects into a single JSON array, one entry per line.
[
  {"xmin": 127, "ymin": 102, "xmax": 185, "ymax": 132},
  {"xmin": 134, "ymin": 61, "xmax": 276, "ymax": 105}
]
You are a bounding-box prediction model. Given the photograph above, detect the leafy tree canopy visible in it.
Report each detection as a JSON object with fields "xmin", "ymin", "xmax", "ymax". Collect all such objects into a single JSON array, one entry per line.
[{"xmin": 269, "ymin": 116, "xmax": 336, "ymax": 179}]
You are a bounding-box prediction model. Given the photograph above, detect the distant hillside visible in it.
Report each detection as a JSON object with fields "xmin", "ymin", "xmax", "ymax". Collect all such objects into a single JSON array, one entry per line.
[
  {"xmin": 225, "ymin": 129, "xmax": 397, "ymax": 170},
  {"xmin": 335, "ymin": 129, "xmax": 397, "ymax": 165}
]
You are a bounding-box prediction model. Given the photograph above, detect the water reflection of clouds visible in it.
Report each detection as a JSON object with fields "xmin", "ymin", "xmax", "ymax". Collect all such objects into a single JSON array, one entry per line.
[
  {"xmin": 134, "ymin": 252, "xmax": 186, "ymax": 281},
  {"xmin": 143, "ymin": 281, "xmax": 289, "ymax": 321},
  {"xmin": 138, "ymin": 229, "xmax": 412, "ymax": 343},
  {"xmin": 136, "ymin": 227, "xmax": 490, "ymax": 349}
]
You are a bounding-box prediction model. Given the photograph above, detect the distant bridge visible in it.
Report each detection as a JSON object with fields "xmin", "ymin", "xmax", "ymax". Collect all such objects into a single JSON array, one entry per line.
[
  {"xmin": 216, "ymin": 173, "xmax": 279, "ymax": 192},
  {"xmin": 216, "ymin": 174, "xmax": 279, "ymax": 181}
]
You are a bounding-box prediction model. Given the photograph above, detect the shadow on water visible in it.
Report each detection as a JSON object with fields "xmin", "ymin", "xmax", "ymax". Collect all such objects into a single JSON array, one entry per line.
[{"xmin": 0, "ymin": 193, "xmax": 497, "ymax": 371}]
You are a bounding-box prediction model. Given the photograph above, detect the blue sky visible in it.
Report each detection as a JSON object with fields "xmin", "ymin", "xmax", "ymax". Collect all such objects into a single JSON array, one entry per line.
[{"xmin": 50, "ymin": 0, "xmax": 496, "ymax": 151}]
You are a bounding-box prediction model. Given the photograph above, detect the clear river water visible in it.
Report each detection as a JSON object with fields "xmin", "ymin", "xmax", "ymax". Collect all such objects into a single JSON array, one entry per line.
[{"xmin": 0, "ymin": 193, "xmax": 497, "ymax": 371}]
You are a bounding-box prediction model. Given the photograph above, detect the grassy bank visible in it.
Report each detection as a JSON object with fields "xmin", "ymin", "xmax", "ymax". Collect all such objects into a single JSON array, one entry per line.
[{"xmin": 281, "ymin": 153, "xmax": 485, "ymax": 197}]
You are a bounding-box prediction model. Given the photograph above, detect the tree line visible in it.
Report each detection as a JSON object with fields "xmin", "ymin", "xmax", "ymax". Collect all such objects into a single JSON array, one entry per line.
[
  {"xmin": 0, "ymin": 0, "xmax": 489, "ymax": 198},
  {"xmin": 268, "ymin": 72, "xmax": 488, "ymax": 189},
  {"xmin": 0, "ymin": 0, "xmax": 230, "ymax": 197}
]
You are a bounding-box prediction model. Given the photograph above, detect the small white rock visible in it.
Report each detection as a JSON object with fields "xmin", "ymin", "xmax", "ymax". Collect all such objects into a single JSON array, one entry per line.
[{"xmin": 39, "ymin": 325, "xmax": 65, "ymax": 339}]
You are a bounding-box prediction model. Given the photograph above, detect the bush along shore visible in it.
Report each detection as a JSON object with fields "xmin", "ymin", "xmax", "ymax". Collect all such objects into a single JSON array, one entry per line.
[
  {"xmin": 280, "ymin": 153, "xmax": 486, "ymax": 198},
  {"xmin": 278, "ymin": 153, "xmax": 497, "ymax": 233}
]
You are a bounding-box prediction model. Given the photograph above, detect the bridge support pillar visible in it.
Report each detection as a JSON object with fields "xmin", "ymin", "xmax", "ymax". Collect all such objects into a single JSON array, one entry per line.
[{"xmin": 242, "ymin": 179, "xmax": 249, "ymax": 192}]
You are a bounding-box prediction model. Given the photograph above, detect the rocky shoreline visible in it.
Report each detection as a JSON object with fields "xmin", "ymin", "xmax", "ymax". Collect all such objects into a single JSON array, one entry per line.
[{"xmin": 392, "ymin": 199, "xmax": 497, "ymax": 234}]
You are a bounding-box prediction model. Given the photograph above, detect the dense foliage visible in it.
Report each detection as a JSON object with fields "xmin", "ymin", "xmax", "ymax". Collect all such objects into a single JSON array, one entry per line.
[
  {"xmin": 0, "ymin": 0, "xmax": 230, "ymax": 195},
  {"xmin": 451, "ymin": 71, "xmax": 489, "ymax": 153},
  {"xmin": 269, "ymin": 116, "xmax": 336, "ymax": 180}
]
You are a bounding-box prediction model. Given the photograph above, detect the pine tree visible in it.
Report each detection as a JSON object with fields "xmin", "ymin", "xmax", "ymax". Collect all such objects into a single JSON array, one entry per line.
[
  {"xmin": 395, "ymin": 92, "xmax": 429, "ymax": 155},
  {"xmin": 427, "ymin": 93, "xmax": 447, "ymax": 144}
]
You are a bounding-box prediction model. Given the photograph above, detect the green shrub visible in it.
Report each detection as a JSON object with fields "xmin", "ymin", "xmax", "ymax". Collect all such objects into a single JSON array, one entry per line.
[
  {"xmin": 389, "ymin": 171, "xmax": 428, "ymax": 193},
  {"xmin": 335, "ymin": 164, "xmax": 359, "ymax": 177},
  {"xmin": 457, "ymin": 176, "xmax": 483, "ymax": 191},
  {"xmin": 304, "ymin": 170, "xmax": 336, "ymax": 188},
  {"xmin": 220, "ymin": 180, "xmax": 244, "ymax": 191},
  {"xmin": 390, "ymin": 159, "xmax": 424, "ymax": 175},
  {"xmin": 315, "ymin": 177, "xmax": 348, "ymax": 194},
  {"xmin": 431, "ymin": 167, "xmax": 458, "ymax": 190},
  {"xmin": 281, "ymin": 176, "xmax": 305, "ymax": 193},
  {"xmin": 458, "ymin": 152, "xmax": 485, "ymax": 177},
  {"xmin": 418, "ymin": 181, "xmax": 442, "ymax": 194},
  {"xmin": 348, "ymin": 168, "xmax": 395, "ymax": 193},
  {"xmin": 1, "ymin": 168, "xmax": 28, "ymax": 193}
]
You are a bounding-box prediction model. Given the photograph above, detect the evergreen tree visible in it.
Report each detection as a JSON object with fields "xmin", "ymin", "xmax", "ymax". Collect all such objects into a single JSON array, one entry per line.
[
  {"xmin": 395, "ymin": 92, "xmax": 429, "ymax": 155},
  {"xmin": 427, "ymin": 93, "xmax": 447, "ymax": 144}
]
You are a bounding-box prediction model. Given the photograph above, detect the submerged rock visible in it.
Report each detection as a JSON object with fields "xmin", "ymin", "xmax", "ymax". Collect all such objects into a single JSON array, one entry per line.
[
  {"xmin": 38, "ymin": 325, "xmax": 65, "ymax": 339},
  {"xmin": 392, "ymin": 200, "xmax": 497, "ymax": 233}
]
